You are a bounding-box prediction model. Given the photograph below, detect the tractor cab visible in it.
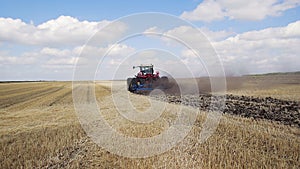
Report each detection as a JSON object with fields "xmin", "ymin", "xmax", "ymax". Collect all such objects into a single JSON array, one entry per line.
[
  {"xmin": 133, "ymin": 64, "xmax": 159, "ymax": 78},
  {"xmin": 140, "ymin": 65, "xmax": 153, "ymax": 75}
]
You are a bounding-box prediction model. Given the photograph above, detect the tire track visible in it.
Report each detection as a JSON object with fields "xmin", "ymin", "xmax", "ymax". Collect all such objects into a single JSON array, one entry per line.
[
  {"xmin": 0, "ymin": 84, "xmax": 52, "ymax": 101},
  {"xmin": 3, "ymin": 86, "xmax": 65, "ymax": 111},
  {"xmin": 0, "ymin": 82, "xmax": 33, "ymax": 92},
  {"xmin": 48, "ymin": 90, "xmax": 72, "ymax": 106},
  {"xmin": 46, "ymin": 85, "xmax": 82, "ymax": 106},
  {"xmin": 0, "ymin": 86, "xmax": 44, "ymax": 96},
  {"xmin": 86, "ymin": 84, "xmax": 91, "ymax": 104},
  {"xmin": 0, "ymin": 86, "xmax": 63, "ymax": 109},
  {"xmin": 73, "ymin": 82, "xmax": 96, "ymax": 105}
]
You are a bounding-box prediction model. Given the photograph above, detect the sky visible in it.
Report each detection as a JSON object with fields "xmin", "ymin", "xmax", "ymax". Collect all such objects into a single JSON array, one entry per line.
[{"xmin": 0, "ymin": 0, "xmax": 300, "ymax": 80}]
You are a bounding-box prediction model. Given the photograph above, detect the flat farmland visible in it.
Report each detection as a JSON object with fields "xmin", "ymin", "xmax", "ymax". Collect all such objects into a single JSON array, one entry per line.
[{"xmin": 0, "ymin": 74, "xmax": 299, "ymax": 168}]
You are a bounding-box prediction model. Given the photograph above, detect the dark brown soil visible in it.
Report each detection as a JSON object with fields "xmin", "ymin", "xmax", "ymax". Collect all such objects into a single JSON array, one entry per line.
[{"xmin": 151, "ymin": 94, "xmax": 300, "ymax": 128}]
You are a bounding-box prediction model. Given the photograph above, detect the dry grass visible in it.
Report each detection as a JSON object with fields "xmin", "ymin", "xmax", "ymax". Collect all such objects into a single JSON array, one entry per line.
[
  {"xmin": 0, "ymin": 79, "xmax": 299, "ymax": 168},
  {"xmin": 228, "ymin": 84, "xmax": 300, "ymax": 101}
]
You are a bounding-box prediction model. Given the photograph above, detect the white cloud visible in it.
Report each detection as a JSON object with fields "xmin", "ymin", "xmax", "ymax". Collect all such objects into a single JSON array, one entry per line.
[
  {"xmin": 232, "ymin": 20, "xmax": 300, "ymax": 40},
  {"xmin": 181, "ymin": 49, "xmax": 198, "ymax": 58},
  {"xmin": 41, "ymin": 47, "xmax": 72, "ymax": 57},
  {"xmin": 0, "ymin": 50, "xmax": 40, "ymax": 65},
  {"xmin": 0, "ymin": 42, "xmax": 136, "ymax": 80},
  {"xmin": 41, "ymin": 43, "xmax": 135, "ymax": 67},
  {"xmin": 0, "ymin": 49, "xmax": 75, "ymax": 70},
  {"xmin": 181, "ymin": 0, "xmax": 226, "ymax": 22},
  {"xmin": 161, "ymin": 26, "xmax": 223, "ymax": 64},
  {"xmin": 0, "ymin": 16, "xmax": 128, "ymax": 47},
  {"xmin": 214, "ymin": 20, "xmax": 300, "ymax": 74},
  {"xmin": 199, "ymin": 27, "xmax": 236, "ymax": 41},
  {"xmin": 181, "ymin": 0, "xmax": 300, "ymax": 21},
  {"xmin": 0, "ymin": 16, "xmax": 133, "ymax": 80},
  {"xmin": 107, "ymin": 44, "xmax": 135, "ymax": 57},
  {"xmin": 143, "ymin": 25, "xmax": 234, "ymax": 43},
  {"xmin": 143, "ymin": 26, "xmax": 163, "ymax": 34},
  {"xmin": 46, "ymin": 57, "xmax": 78, "ymax": 66}
]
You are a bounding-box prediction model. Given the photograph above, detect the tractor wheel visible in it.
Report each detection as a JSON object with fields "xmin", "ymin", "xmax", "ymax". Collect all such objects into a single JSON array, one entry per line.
[
  {"xmin": 128, "ymin": 78, "xmax": 137, "ymax": 92},
  {"xmin": 127, "ymin": 78, "xmax": 133, "ymax": 91}
]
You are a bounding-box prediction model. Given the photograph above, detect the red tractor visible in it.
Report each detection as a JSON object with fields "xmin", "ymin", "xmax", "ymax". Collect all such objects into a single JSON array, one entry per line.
[{"xmin": 127, "ymin": 64, "xmax": 169, "ymax": 93}]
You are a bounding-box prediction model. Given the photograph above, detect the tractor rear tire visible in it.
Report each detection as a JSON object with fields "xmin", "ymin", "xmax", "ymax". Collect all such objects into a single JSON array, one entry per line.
[
  {"xmin": 127, "ymin": 78, "xmax": 137, "ymax": 92},
  {"xmin": 127, "ymin": 78, "xmax": 133, "ymax": 91}
]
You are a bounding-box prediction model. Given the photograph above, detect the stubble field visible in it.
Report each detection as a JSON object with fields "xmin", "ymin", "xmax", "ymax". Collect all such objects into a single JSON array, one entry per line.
[{"xmin": 0, "ymin": 73, "xmax": 299, "ymax": 168}]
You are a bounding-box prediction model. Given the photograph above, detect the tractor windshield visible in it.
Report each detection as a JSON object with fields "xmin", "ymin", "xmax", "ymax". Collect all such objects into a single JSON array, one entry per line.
[{"xmin": 140, "ymin": 66, "xmax": 153, "ymax": 74}]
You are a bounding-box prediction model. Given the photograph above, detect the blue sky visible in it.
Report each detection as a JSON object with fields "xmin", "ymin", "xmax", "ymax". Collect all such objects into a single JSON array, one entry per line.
[
  {"xmin": 0, "ymin": 0, "xmax": 197, "ymax": 22},
  {"xmin": 0, "ymin": 0, "xmax": 300, "ymax": 80},
  {"xmin": 1, "ymin": 0, "xmax": 299, "ymax": 31}
]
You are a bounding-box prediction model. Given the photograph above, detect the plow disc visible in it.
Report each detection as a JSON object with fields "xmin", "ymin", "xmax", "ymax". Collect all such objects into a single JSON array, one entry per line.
[{"xmin": 127, "ymin": 76, "xmax": 171, "ymax": 94}]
